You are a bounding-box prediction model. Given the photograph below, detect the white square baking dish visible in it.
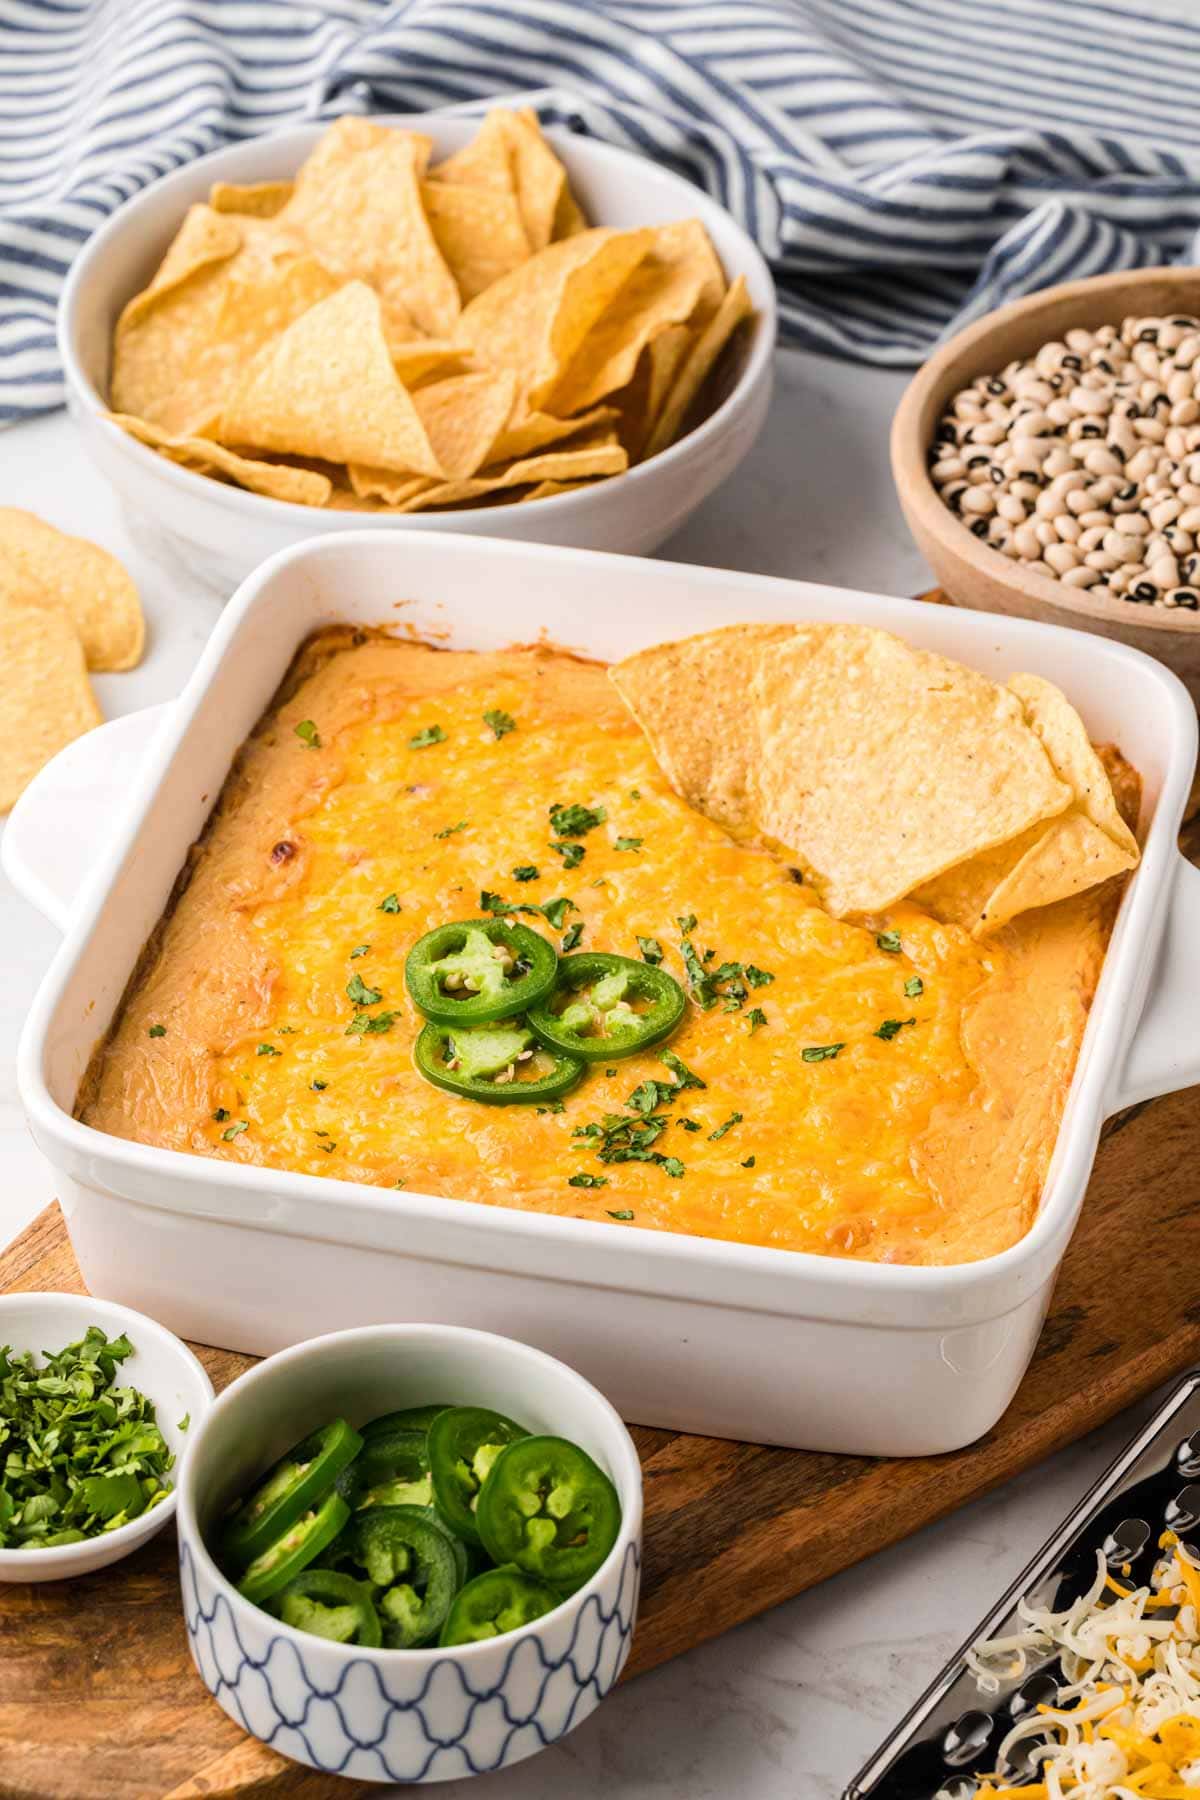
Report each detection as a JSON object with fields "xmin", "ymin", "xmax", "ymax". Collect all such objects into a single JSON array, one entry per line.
[{"xmin": 9, "ymin": 533, "xmax": 1200, "ymax": 1456}]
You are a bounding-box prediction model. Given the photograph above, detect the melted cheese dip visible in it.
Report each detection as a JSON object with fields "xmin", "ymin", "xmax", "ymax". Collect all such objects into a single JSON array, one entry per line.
[{"xmin": 78, "ymin": 632, "xmax": 1129, "ymax": 1266}]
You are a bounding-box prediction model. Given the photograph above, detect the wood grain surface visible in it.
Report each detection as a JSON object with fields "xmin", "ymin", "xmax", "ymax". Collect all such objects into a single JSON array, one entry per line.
[{"xmin": 1, "ymin": 593, "xmax": 1197, "ymax": 1799}]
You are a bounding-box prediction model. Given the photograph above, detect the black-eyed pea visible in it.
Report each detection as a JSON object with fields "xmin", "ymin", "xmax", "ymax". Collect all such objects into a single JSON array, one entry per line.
[
  {"xmin": 972, "ymin": 419, "xmax": 1007, "ymax": 443},
  {"xmin": 1134, "ymin": 416, "xmax": 1167, "ymax": 442},
  {"xmin": 1043, "ymin": 448, "xmax": 1078, "ymax": 478},
  {"xmin": 1085, "ymin": 549, "xmax": 1119, "ymax": 571},
  {"xmin": 996, "ymin": 494, "xmax": 1027, "ymax": 523},
  {"xmin": 1121, "ymin": 513, "xmax": 1151, "ymax": 537},
  {"xmin": 931, "ymin": 458, "xmax": 966, "ymax": 483},
  {"xmin": 1064, "ymin": 488, "xmax": 1094, "ymax": 515},
  {"xmin": 1060, "ymin": 564, "xmax": 1100, "ymax": 588},
  {"xmin": 1165, "ymin": 427, "xmax": 1189, "ymax": 459},
  {"xmin": 960, "ymin": 486, "xmax": 995, "ymax": 517},
  {"xmin": 1044, "ymin": 541, "xmax": 1080, "ymax": 574},
  {"xmin": 1077, "ymin": 509, "xmax": 1112, "ymax": 529},
  {"xmin": 1148, "ymin": 554, "xmax": 1181, "ymax": 588},
  {"xmin": 1013, "ymin": 523, "xmax": 1041, "ymax": 559},
  {"xmin": 1079, "ymin": 526, "xmax": 1108, "ymax": 551},
  {"xmin": 1082, "ymin": 445, "xmax": 1123, "ymax": 478},
  {"xmin": 1149, "ymin": 497, "xmax": 1183, "ymax": 530},
  {"xmin": 1035, "ymin": 519, "xmax": 1060, "ymax": 548}
]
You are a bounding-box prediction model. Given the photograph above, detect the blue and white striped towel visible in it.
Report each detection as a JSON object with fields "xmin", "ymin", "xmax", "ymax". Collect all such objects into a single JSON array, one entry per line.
[{"xmin": 5, "ymin": 0, "xmax": 1200, "ymax": 426}]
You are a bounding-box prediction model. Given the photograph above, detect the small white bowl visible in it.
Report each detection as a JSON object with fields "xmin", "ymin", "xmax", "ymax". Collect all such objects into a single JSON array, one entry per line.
[
  {"xmin": 176, "ymin": 1323, "xmax": 643, "ymax": 1786},
  {"xmin": 58, "ymin": 113, "xmax": 777, "ymax": 593},
  {"xmin": 0, "ymin": 1291, "xmax": 214, "ymax": 1583}
]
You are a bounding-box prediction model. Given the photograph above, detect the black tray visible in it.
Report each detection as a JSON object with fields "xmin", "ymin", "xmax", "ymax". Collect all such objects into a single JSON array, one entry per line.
[{"xmin": 845, "ymin": 1371, "xmax": 1200, "ymax": 1799}]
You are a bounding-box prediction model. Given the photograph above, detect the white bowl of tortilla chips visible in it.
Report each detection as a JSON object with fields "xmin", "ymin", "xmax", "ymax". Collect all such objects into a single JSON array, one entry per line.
[{"xmin": 59, "ymin": 108, "xmax": 776, "ymax": 591}]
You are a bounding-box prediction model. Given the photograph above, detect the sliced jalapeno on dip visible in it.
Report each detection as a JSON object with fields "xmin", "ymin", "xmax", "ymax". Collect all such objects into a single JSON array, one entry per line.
[
  {"xmin": 405, "ymin": 919, "xmax": 558, "ymax": 1025},
  {"xmin": 351, "ymin": 1505, "xmax": 463, "ymax": 1647},
  {"xmin": 428, "ymin": 1406, "xmax": 530, "ymax": 1547},
  {"xmin": 476, "ymin": 1436, "xmax": 621, "ymax": 1592},
  {"xmin": 274, "ymin": 1567, "xmax": 382, "ymax": 1647},
  {"xmin": 414, "ymin": 1018, "xmax": 584, "ymax": 1105},
  {"xmin": 439, "ymin": 1566, "xmax": 562, "ymax": 1646},
  {"xmin": 527, "ymin": 952, "xmax": 686, "ymax": 1062},
  {"xmin": 236, "ymin": 1488, "xmax": 350, "ymax": 1605},
  {"xmin": 220, "ymin": 1417, "xmax": 362, "ymax": 1569}
]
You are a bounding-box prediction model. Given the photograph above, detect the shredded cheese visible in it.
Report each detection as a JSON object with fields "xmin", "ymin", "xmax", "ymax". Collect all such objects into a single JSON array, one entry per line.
[{"xmin": 953, "ymin": 1537, "xmax": 1200, "ymax": 1799}]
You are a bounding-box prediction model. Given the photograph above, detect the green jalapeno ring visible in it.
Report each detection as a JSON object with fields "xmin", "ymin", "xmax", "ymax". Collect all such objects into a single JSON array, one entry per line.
[
  {"xmin": 349, "ymin": 1505, "xmax": 463, "ymax": 1648},
  {"xmin": 274, "ymin": 1567, "xmax": 383, "ymax": 1647},
  {"xmin": 428, "ymin": 1406, "xmax": 530, "ymax": 1548},
  {"xmin": 361, "ymin": 1405, "xmax": 451, "ymax": 1439},
  {"xmin": 236, "ymin": 1489, "xmax": 350, "ymax": 1606},
  {"xmin": 526, "ymin": 953, "xmax": 686, "ymax": 1063},
  {"xmin": 220, "ymin": 1417, "xmax": 363, "ymax": 1571},
  {"xmin": 476, "ymin": 1435, "xmax": 622, "ymax": 1594},
  {"xmin": 406, "ymin": 919, "xmax": 558, "ymax": 1025},
  {"xmin": 439, "ymin": 1566, "xmax": 563, "ymax": 1646},
  {"xmin": 414, "ymin": 1020, "xmax": 584, "ymax": 1106}
]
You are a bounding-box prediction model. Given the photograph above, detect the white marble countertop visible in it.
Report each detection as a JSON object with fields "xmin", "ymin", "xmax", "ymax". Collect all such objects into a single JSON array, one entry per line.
[{"xmin": 0, "ymin": 352, "xmax": 1176, "ymax": 1798}]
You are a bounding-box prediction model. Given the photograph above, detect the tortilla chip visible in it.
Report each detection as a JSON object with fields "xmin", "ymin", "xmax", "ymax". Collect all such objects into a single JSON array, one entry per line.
[
  {"xmin": 420, "ymin": 181, "xmax": 531, "ymax": 302},
  {"xmin": 547, "ymin": 221, "xmax": 726, "ymax": 415},
  {"xmin": 431, "ymin": 112, "xmax": 519, "ymax": 200},
  {"xmin": 209, "ymin": 180, "xmax": 294, "ymax": 218},
  {"xmin": 279, "ymin": 130, "xmax": 459, "ymax": 338},
  {"xmin": 432, "ymin": 109, "xmax": 566, "ymax": 253},
  {"xmin": 486, "ymin": 402, "xmax": 616, "ymax": 466},
  {"xmin": 0, "ymin": 510, "xmax": 144, "ymax": 672},
  {"xmin": 612, "ymin": 322, "xmax": 695, "ymax": 460},
  {"xmin": 389, "ymin": 341, "xmax": 471, "ymax": 386},
  {"xmin": 553, "ymin": 180, "xmax": 589, "ymax": 241},
  {"xmin": 644, "ymin": 275, "xmax": 753, "ymax": 458},
  {"xmin": 610, "ymin": 625, "xmax": 799, "ymax": 835},
  {"xmin": 394, "ymin": 440, "xmax": 628, "ymax": 511},
  {"xmin": 216, "ymin": 283, "xmax": 443, "ymax": 477},
  {"xmin": 109, "ymin": 413, "xmax": 334, "ymax": 507},
  {"xmin": 411, "ymin": 370, "xmax": 518, "ymax": 479},
  {"xmin": 0, "ymin": 598, "xmax": 102, "ymax": 812},
  {"xmin": 344, "ymin": 469, "xmax": 437, "ymax": 507},
  {"xmin": 917, "ymin": 674, "xmax": 1140, "ymax": 934},
  {"xmin": 456, "ymin": 227, "xmax": 653, "ymax": 409},
  {"xmin": 117, "ymin": 205, "xmax": 243, "ymax": 333},
  {"xmin": 520, "ymin": 479, "xmax": 594, "ymax": 501}
]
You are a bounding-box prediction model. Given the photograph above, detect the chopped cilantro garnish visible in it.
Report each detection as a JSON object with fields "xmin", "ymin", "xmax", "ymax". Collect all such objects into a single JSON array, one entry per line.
[
  {"xmin": 222, "ymin": 1119, "xmax": 249, "ymax": 1140},
  {"xmin": 627, "ymin": 1078, "xmax": 674, "ymax": 1115},
  {"xmin": 679, "ymin": 1118, "xmax": 701, "ymax": 1132},
  {"xmin": 680, "ymin": 933, "xmax": 717, "ymax": 1008},
  {"xmin": 435, "ymin": 820, "xmax": 468, "ymax": 839},
  {"xmin": 614, "ymin": 836, "xmax": 642, "ymax": 852},
  {"xmin": 319, "ymin": 1141, "xmax": 336, "ymax": 1153},
  {"xmin": 349, "ymin": 943, "xmax": 370, "ymax": 959},
  {"xmin": 277, "ymin": 1026, "xmax": 296, "ymax": 1034},
  {"xmin": 875, "ymin": 1017, "xmax": 916, "ymax": 1041},
  {"xmin": 802, "ymin": 1043, "xmax": 844, "ymax": 1062},
  {"xmin": 709, "ymin": 1111, "xmax": 743, "ymax": 1141},
  {"xmin": 295, "ymin": 719, "xmax": 320, "ymax": 749},
  {"xmin": 661, "ymin": 1048, "xmax": 706, "ymax": 1090},
  {"xmin": 605, "ymin": 1067, "xmax": 617, "ymax": 1077},
  {"xmin": 629, "ymin": 788, "xmax": 641, "ymax": 800},
  {"xmin": 876, "ymin": 930, "xmax": 902, "ymax": 954},
  {"xmin": 147, "ymin": 1023, "xmax": 166, "ymax": 1038},
  {"xmin": 745, "ymin": 965, "xmax": 774, "ymax": 988},
  {"xmin": 311, "ymin": 1080, "xmax": 327, "ymax": 1091},
  {"xmin": 636, "ymin": 936, "xmax": 664, "ymax": 965},
  {"xmin": 662, "ymin": 1157, "xmax": 685, "ymax": 1178},
  {"xmin": 741, "ymin": 1155, "xmax": 756, "ymax": 1169},
  {"xmin": 256, "ymin": 1043, "xmax": 280, "ymax": 1057},
  {"xmin": 607, "ymin": 1209, "xmax": 635, "ymax": 1221},
  {"xmin": 569, "ymin": 1172, "xmax": 608, "ymax": 1188},
  {"xmin": 484, "ymin": 708, "xmax": 516, "ymax": 740},
  {"xmin": 512, "ymin": 865, "xmax": 540, "ymax": 882},
  {"xmin": 536, "ymin": 1101, "xmax": 565, "ymax": 1115},
  {"xmin": 346, "ymin": 1011, "xmax": 396, "ymax": 1036},
  {"xmin": 549, "ymin": 801, "xmax": 606, "ymax": 838},
  {"xmin": 540, "ymin": 897, "xmax": 575, "ymax": 930},
  {"xmin": 747, "ymin": 1007, "xmax": 767, "ymax": 1034},
  {"xmin": 904, "ymin": 976, "xmax": 924, "ymax": 999},
  {"xmin": 552, "ymin": 840, "xmax": 585, "ymax": 869},
  {"xmin": 346, "ymin": 973, "xmax": 382, "ymax": 1006},
  {"xmin": 212, "ymin": 1108, "xmax": 229, "ymax": 1122},
  {"xmin": 378, "ymin": 893, "xmax": 402, "ymax": 913},
  {"xmin": 677, "ymin": 912, "xmax": 698, "ymax": 935},
  {"xmin": 561, "ymin": 922, "xmax": 584, "ymax": 953},
  {"xmin": 409, "ymin": 724, "xmax": 446, "ymax": 749}
]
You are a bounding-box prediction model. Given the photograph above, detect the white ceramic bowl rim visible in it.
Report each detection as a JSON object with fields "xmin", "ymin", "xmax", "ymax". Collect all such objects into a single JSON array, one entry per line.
[
  {"xmin": 177, "ymin": 1322, "xmax": 642, "ymax": 1666},
  {"xmin": 0, "ymin": 1291, "xmax": 215, "ymax": 1571},
  {"xmin": 59, "ymin": 114, "xmax": 777, "ymax": 527}
]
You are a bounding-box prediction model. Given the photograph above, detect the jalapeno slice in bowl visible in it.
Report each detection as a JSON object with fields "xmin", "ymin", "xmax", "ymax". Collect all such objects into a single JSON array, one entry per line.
[
  {"xmin": 351, "ymin": 1505, "xmax": 462, "ymax": 1647},
  {"xmin": 414, "ymin": 1019, "xmax": 584, "ymax": 1105},
  {"xmin": 429, "ymin": 1406, "xmax": 530, "ymax": 1547},
  {"xmin": 476, "ymin": 1436, "xmax": 621, "ymax": 1592},
  {"xmin": 220, "ymin": 1417, "xmax": 362, "ymax": 1570},
  {"xmin": 236, "ymin": 1489, "xmax": 351, "ymax": 1606},
  {"xmin": 275, "ymin": 1568, "xmax": 382, "ymax": 1647},
  {"xmin": 406, "ymin": 919, "xmax": 558, "ymax": 1025},
  {"xmin": 527, "ymin": 953, "xmax": 685, "ymax": 1062},
  {"xmin": 439, "ymin": 1567, "xmax": 562, "ymax": 1645},
  {"xmin": 361, "ymin": 1404, "xmax": 451, "ymax": 1439},
  {"xmin": 338, "ymin": 1425, "xmax": 433, "ymax": 1511}
]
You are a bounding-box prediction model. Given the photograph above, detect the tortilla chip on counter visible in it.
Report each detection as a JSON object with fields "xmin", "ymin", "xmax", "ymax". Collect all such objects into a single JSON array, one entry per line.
[
  {"xmin": 610, "ymin": 622, "xmax": 1137, "ymax": 925},
  {"xmin": 0, "ymin": 509, "xmax": 144, "ymax": 672},
  {"xmin": 0, "ymin": 596, "xmax": 102, "ymax": 812}
]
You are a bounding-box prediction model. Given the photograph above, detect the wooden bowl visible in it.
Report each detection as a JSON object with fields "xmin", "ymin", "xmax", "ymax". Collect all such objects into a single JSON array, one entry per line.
[{"xmin": 891, "ymin": 267, "xmax": 1200, "ymax": 704}]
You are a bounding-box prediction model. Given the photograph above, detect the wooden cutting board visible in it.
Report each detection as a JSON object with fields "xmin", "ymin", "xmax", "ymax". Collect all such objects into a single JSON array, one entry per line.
[{"xmin": 2, "ymin": 596, "xmax": 1198, "ymax": 1799}]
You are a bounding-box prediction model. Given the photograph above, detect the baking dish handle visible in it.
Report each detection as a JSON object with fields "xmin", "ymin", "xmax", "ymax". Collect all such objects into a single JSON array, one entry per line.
[
  {"xmin": 1109, "ymin": 854, "xmax": 1200, "ymax": 1113},
  {"xmin": 2, "ymin": 704, "xmax": 169, "ymax": 932}
]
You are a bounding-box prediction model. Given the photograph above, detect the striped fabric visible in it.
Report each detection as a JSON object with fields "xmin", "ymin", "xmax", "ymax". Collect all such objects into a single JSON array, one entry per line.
[{"xmin": 5, "ymin": 0, "xmax": 1200, "ymax": 425}]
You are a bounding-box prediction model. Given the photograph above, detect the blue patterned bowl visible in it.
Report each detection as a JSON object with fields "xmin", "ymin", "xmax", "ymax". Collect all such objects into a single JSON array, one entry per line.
[{"xmin": 176, "ymin": 1324, "xmax": 642, "ymax": 1784}]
